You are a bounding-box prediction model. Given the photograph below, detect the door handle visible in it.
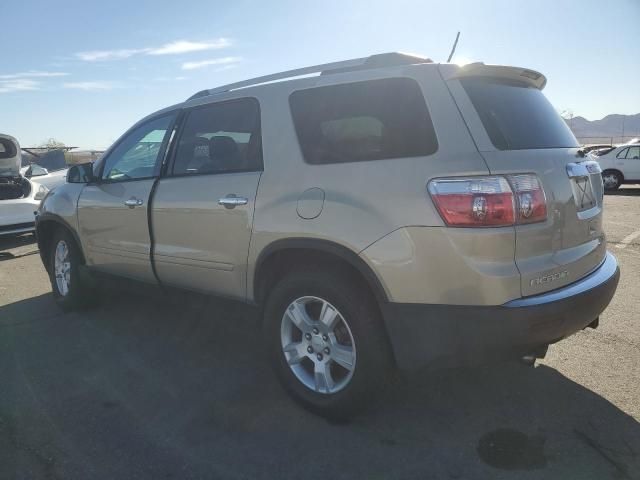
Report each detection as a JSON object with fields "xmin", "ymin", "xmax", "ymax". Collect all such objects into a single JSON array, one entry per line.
[
  {"xmin": 218, "ymin": 195, "xmax": 248, "ymax": 208},
  {"xmin": 124, "ymin": 197, "xmax": 144, "ymax": 208}
]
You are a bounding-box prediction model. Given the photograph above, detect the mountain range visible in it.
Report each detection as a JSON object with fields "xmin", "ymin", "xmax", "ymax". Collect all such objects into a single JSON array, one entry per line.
[{"xmin": 566, "ymin": 113, "xmax": 640, "ymax": 142}]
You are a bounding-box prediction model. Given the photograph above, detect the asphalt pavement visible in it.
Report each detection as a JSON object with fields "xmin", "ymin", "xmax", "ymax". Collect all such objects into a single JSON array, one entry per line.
[{"xmin": 1, "ymin": 187, "xmax": 639, "ymax": 480}]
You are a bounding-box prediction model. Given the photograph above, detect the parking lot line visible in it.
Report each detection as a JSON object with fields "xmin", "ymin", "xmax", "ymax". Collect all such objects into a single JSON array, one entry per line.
[{"xmin": 616, "ymin": 228, "xmax": 640, "ymax": 250}]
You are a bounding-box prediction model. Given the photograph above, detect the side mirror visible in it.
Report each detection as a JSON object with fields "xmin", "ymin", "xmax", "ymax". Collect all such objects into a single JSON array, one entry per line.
[
  {"xmin": 26, "ymin": 165, "xmax": 49, "ymax": 177},
  {"xmin": 67, "ymin": 163, "xmax": 96, "ymax": 184}
]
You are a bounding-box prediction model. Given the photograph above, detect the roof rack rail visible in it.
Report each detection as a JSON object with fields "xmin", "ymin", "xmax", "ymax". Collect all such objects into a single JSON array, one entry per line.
[{"xmin": 187, "ymin": 52, "xmax": 432, "ymax": 101}]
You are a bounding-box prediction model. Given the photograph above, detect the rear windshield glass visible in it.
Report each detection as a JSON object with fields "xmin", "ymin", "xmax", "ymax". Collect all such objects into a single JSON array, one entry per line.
[
  {"xmin": 0, "ymin": 138, "xmax": 17, "ymax": 159},
  {"xmin": 289, "ymin": 78, "xmax": 438, "ymax": 164},
  {"xmin": 461, "ymin": 77, "xmax": 578, "ymax": 150}
]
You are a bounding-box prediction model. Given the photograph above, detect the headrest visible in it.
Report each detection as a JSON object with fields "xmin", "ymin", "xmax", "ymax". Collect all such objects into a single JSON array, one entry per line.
[{"xmin": 209, "ymin": 136, "xmax": 239, "ymax": 159}]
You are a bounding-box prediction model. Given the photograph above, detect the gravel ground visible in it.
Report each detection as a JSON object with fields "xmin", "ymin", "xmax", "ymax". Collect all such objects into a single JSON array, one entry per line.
[{"xmin": 0, "ymin": 187, "xmax": 639, "ymax": 480}]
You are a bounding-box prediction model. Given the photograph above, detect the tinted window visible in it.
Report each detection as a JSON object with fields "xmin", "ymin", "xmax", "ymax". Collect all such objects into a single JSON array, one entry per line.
[
  {"xmin": 172, "ymin": 98, "xmax": 262, "ymax": 175},
  {"xmin": 461, "ymin": 77, "xmax": 578, "ymax": 150},
  {"xmin": 289, "ymin": 78, "xmax": 437, "ymax": 165},
  {"xmin": 102, "ymin": 114, "xmax": 175, "ymax": 181},
  {"xmin": 0, "ymin": 138, "xmax": 17, "ymax": 159}
]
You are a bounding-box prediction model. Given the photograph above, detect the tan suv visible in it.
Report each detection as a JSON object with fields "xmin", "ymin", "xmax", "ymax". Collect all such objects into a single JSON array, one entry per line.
[{"xmin": 36, "ymin": 53, "xmax": 620, "ymax": 418}]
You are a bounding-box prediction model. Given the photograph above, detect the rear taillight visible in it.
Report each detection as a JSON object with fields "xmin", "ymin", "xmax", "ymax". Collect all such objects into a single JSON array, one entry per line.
[
  {"xmin": 508, "ymin": 174, "xmax": 547, "ymax": 224},
  {"xmin": 428, "ymin": 174, "xmax": 546, "ymax": 227}
]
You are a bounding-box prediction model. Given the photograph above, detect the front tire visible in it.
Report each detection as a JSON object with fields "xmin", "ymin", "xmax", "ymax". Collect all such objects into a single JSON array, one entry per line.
[
  {"xmin": 49, "ymin": 228, "xmax": 94, "ymax": 311},
  {"xmin": 602, "ymin": 170, "xmax": 622, "ymax": 191},
  {"xmin": 264, "ymin": 266, "xmax": 392, "ymax": 419}
]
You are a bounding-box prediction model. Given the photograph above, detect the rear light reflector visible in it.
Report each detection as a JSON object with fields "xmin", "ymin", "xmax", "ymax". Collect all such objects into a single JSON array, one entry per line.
[
  {"xmin": 507, "ymin": 174, "xmax": 547, "ymax": 224},
  {"xmin": 428, "ymin": 177, "xmax": 515, "ymax": 226},
  {"xmin": 428, "ymin": 174, "xmax": 546, "ymax": 227}
]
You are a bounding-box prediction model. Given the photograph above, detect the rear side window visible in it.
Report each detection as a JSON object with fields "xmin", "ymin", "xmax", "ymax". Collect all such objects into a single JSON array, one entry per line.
[
  {"xmin": 289, "ymin": 78, "xmax": 438, "ymax": 165},
  {"xmin": 172, "ymin": 98, "xmax": 262, "ymax": 176},
  {"xmin": 461, "ymin": 77, "xmax": 578, "ymax": 150}
]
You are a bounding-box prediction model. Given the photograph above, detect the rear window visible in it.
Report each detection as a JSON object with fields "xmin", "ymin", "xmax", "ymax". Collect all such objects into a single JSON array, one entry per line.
[
  {"xmin": 0, "ymin": 138, "xmax": 17, "ymax": 159},
  {"xmin": 289, "ymin": 78, "xmax": 438, "ymax": 165},
  {"xmin": 461, "ymin": 77, "xmax": 578, "ymax": 150}
]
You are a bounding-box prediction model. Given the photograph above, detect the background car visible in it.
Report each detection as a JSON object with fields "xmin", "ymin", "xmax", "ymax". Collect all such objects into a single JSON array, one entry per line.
[
  {"xmin": 20, "ymin": 149, "xmax": 69, "ymax": 191},
  {"xmin": 0, "ymin": 134, "xmax": 49, "ymax": 236},
  {"xmin": 594, "ymin": 142, "xmax": 640, "ymax": 190}
]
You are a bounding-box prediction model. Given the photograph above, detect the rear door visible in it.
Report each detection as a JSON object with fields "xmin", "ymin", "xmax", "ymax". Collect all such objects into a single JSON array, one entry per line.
[
  {"xmin": 619, "ymin": 146, "xmax": 640, "ymax": 179},
  {"xmin": 443, "ymin": 65, "xmax": 606, "ymax": 296},
  {"xmin": 151, "ymin": 98, "xmax": 262, "ymax": 300},
  {"xmin": 77, "ymin": 113, "xmax": 176, "ymax": 282}
]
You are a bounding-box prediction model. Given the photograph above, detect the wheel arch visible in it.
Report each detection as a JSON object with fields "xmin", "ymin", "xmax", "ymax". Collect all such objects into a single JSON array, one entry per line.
[
  {"xmin": 253, "ymin": 238, "xmax": 389, "ymax": 307},
  {"xmin": 36, "ymin": 214, "xmax": 85, "ymax": 272}
]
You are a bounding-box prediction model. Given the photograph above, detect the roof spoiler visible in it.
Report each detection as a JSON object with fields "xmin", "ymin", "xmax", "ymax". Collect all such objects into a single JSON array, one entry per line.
[{"xmin": 439, "ymin": 63, "xmax": 547, "ymax": 90}]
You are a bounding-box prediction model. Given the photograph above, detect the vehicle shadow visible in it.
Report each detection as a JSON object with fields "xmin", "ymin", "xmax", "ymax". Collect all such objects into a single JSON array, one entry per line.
[
  {"xmin": 0, "ymin": 234, "xmax": 39, "ymax": 261},
  {"xmin": 0, "ymin": 290, "xmax": 638, "ymax": 480},
  {"xmin": 606, "ymin": 186, "xmax": 640, "ymax": 196},
  {"xmin": 0, "ymin": 233, "xmax": 36, "ymax": 251}
]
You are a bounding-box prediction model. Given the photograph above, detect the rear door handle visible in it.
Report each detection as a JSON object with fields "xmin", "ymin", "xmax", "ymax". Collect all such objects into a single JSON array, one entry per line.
[
  {"xmin": 124, "ymin": 198, "xmax": 144, "ymax": 208},
  {"xmin": 219, "ymin": 195, "xmax": 248, "ymax": 208}
]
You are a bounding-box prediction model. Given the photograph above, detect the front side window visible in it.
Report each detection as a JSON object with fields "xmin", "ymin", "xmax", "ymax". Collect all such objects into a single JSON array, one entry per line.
[
  {"xmin": 101, "ymin": 114, "xmax": 175, "ymax": 181},
  {"xmin": 289, "ymin": 78, "xmax": 438, "ymax": 165},
  {"xmin": 616, "ymin": 148, "xmax": 629, "ymax": 159},
  {"xmin": 172, "ymin": 98, "xmax": 262, "ymax": 175},
  {"xmin": 626, "ymin": 146, "xmax": 640, "ymax": 159}
]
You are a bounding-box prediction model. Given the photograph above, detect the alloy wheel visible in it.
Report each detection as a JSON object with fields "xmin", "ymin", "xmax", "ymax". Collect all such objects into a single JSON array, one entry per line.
[
  {"xmin": 54, "ymin": 240, "xmax": 71, "ymax": 296},
  {"xmin": 280, "ymin": 296, "xmax": 356, "ymax": 394}
]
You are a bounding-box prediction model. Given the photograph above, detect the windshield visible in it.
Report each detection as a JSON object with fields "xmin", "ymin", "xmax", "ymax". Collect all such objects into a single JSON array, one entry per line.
[{"xmin": 461, "ymin": 77, "xmax": 579, "ymax": 150}]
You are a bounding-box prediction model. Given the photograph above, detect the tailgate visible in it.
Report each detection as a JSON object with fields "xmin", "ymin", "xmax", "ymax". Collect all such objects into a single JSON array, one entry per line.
[
  {"xmin": 442, "ymin": 64, "xmax": 606, "ymax": 296},
  {"xmin": 479, "ymin": 149, "xmax": 605, "ymax": 296}
]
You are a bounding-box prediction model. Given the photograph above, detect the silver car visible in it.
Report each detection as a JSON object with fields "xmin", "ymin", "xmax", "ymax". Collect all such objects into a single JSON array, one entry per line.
[{"xmin": 36, "ymin": 53, "xmax": 620, "ymax": 418}]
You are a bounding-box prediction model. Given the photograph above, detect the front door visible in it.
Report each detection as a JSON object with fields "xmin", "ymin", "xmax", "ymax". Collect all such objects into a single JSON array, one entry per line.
[
  {"xmin": 77, "ymin": 113, "xmax": 176, "ymax": 282},
  {"xmin": 151, "ymin": 98, "xmax": 262, "ymax": 300}
]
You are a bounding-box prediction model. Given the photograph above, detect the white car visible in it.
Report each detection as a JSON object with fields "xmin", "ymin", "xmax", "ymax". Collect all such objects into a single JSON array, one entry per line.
[
  {"xmin": 593, "ymin": 142, "xmax": 640, "ymax": 190},
  {"xmin": 0, "ymin": 134, "xmax": 49, "ymax": 236}
]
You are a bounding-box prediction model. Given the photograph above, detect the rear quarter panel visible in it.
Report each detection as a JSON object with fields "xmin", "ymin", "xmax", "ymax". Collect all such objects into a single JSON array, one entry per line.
[{"xmin": 246, "ymin": 64, "xmax": 499, "ymax": 302}]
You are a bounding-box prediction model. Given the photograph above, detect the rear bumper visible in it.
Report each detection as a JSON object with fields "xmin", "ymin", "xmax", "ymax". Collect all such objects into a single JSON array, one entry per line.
[
  {"xmin": 380, "ymin": 252, "xmax": 620, "ymax": 369},
  {"xmin": 0, "ymin": 198, "xmax": 39, "ymax": 236}
]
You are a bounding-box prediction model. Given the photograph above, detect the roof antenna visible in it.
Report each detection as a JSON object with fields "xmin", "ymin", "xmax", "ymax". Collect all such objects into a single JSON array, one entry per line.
[{"xmin": 447, "ymin": 31, "xmax": 461, "ymax": 63}]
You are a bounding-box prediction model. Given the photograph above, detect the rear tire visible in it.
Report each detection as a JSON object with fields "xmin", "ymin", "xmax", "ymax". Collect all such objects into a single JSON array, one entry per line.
[
  {"xmin": 49, "ymin": 228, "xmax": 95, "ymax": 311},
  {"xmin": 602, "ymin": 170, "xmax": 622, "ymax": 191},
  {"xmin": 264, "ymin": 266, "xmax": 393, "ymax": 420}
]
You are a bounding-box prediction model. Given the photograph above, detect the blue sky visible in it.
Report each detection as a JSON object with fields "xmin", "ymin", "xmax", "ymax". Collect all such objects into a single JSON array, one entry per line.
[{"xmin": 1, "ymin": 0, "xmax": 639, "ymax": 149}]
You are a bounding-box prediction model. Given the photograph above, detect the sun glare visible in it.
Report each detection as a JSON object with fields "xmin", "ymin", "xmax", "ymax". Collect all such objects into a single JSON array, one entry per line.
[{"xmin": 453, "ymin": 56, "xmax": 471, "ymax": 66}]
